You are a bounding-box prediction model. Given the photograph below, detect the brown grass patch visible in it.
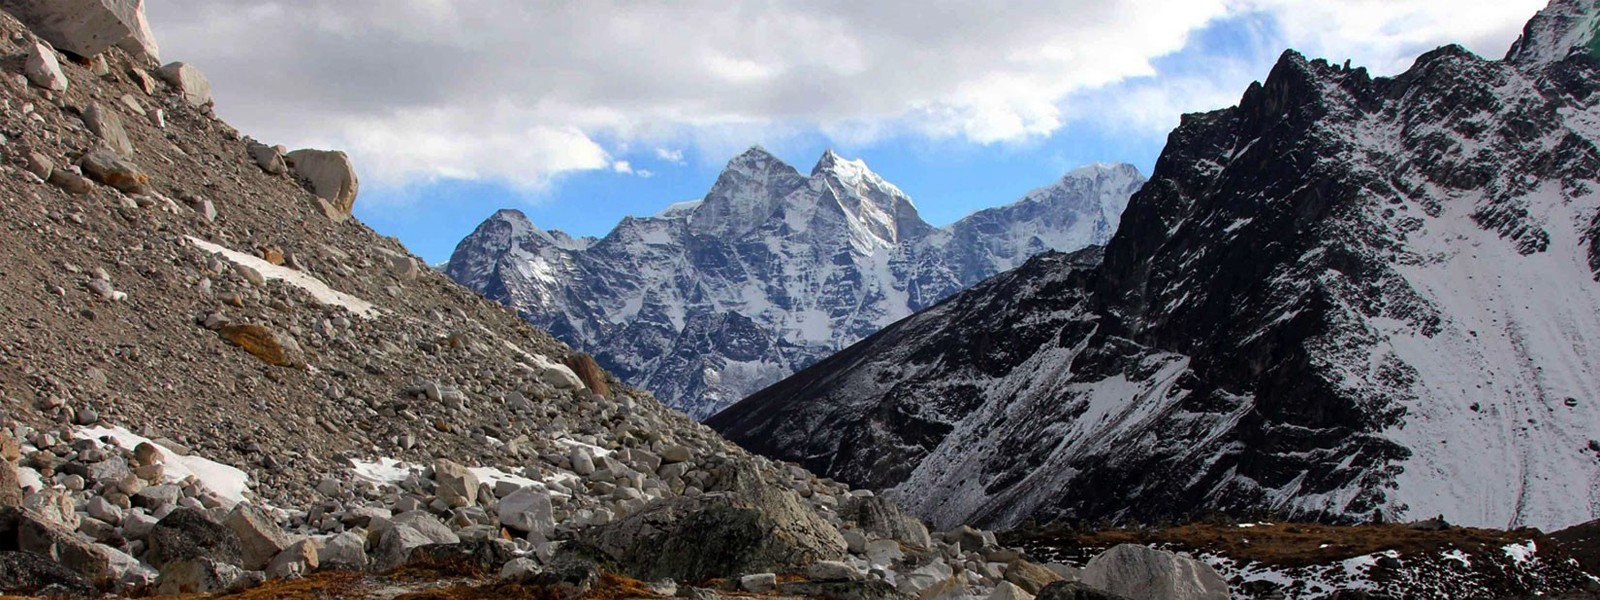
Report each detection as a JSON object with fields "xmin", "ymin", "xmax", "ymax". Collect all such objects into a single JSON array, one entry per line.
[{"xmin": 390, "ymin": 572, "xmax": 660, "ymax": 600}]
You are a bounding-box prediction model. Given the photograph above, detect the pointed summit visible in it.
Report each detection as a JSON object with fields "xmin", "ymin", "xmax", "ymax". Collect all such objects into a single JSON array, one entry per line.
[
  {"xmin": 726, "ymin": 145, "xmax": 782, "ymax": 170},
  {"xmin": 689, "ymin": 146, "xmax": 808, "ymax": 237}
]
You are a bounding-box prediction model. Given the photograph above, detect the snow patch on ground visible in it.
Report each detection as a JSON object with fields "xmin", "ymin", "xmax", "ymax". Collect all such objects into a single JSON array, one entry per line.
[
  {"xmin": 77, "ymin": 426, "xmax": 251, "ymax": 505},
  {"xmin": 187, "ymin": 236, "xmax": 379, "ymax": 318}
]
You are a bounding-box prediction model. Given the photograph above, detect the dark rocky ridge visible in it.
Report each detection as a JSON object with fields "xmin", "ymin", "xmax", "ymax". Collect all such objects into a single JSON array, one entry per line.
[{"xmin": 713, "ymin": 0, "xmax": 1600, "ymax": 533}]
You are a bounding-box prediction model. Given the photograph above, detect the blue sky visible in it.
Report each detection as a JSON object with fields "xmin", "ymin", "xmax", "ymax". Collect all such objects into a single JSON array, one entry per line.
[{"xmin": 147, "ymin": 1, "xmax": 1545, "ymax": 264}]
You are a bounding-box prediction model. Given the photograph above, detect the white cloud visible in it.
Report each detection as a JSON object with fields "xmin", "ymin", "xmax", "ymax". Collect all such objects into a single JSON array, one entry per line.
[
  {"xmin": 142, "ymin": 0, "xmax": 1549, "ymax": 194},
  {"xmin": 1244, "ymin": 0, "xmax": 1546, "ymax": 74},
  {"xmin": 654, "ymin": 147, "xmax": 685, "ymax": 165},
  {"xmin": 612, "ymin": 160, "xmax": 633, "ymax": 174}
]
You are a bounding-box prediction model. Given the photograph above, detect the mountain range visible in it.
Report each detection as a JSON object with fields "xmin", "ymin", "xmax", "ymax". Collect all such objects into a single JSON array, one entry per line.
[
  {"xmin": 445, "ymin": 150, "xmax": 1142, "ymax": 419},
  {"xmin": 711, "ymin": 0, "xmax": 1600, "ymax": 533}
]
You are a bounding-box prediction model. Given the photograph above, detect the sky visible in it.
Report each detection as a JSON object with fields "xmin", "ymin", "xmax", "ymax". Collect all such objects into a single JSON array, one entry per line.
[{"xmin": 144, "ymin": 0, "xmax": 1548, "ymax": 264}]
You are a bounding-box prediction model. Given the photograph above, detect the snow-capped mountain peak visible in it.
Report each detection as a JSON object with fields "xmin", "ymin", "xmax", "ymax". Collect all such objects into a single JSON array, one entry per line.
[{"xmin": 448, "ymin": 151, "xmax": 1144, "ymax": 419}]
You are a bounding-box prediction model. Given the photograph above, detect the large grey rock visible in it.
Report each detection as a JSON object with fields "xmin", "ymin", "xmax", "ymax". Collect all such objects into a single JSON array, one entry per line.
[
  {"xmin": 285, "ymin": 149, "xmax": 359, "ymax": 219},
  {"xmin": 0, "ymin": 462, "xmax": 22, "ymax": 509},
  {"xmin": 432, "ymin": 459, "xmax": 479, "ymax": 508},
  {"xmin": 1005, "ymin": 559, "xmax": 1064, "ymax": 595},
  {"xmin": 266, "ymin": 538, "xmax": 318, "ymax": 579},
  {"xmin": 156, "ymin": 62, "xmax": 212, "ymax": 107},
  {"xmin": 844, "ymin": 495, "xmax": 931, "ymax": 549},
  {"xmin": 0, "ymin": 508, "xmax": 114, "ymax": 586},
  {"xmin": 497, "ymin": 487, "xmax": 554, "ymax": 534},
  {"xmin": 1080, "ymin": 544, "xmax": 1228, "ymax": 600},
  {"xmin": 1036, "ymin": 581, "xmax": 1134, "ymax": 600},
  {"xmin": 155, "ymin": 557, "xmax": 259, "ymax": 595},
  {"xmin": 390, "ymin": 510, "xmax": 459, "ymax": 545},
  {"xmin": 145, "ymin": 507, "xmax": 243, "ymax": 569},
  {"xmin": 779, "ymin": 579, "xmax": 903, "ymax": 600},
  {"xmin": 79, "ymin": 149, "xmax": 149, "ymax": 194},
  {"xmin": 224, "ymin": 503, "xmax": 292, "ymax": 570},
  {"xmin": 23, "ymin": 41, "xmax": 66, "ymax": 92},
  {"xmin": 988, "ymin": 581, "xmax": 1037, "ymax": 600},
  {"xmin": 578, "ymin": 461, "xmax": 845, "ymax": 581},
  {"xmin": 0, "ymin": 0, "xmax": 158, "ymax": 59},
  {"xmin": 316, "ymin": 530, "xmax": 369, "ymax": 571},
  {"xmin": 83, "ymin": 101, "xmax": 133, "ymax": 156},
  {"xmin": 373, "ymin": 523, "xmax": 433, "ymax": 572},
  {"xmin": 247, "ymin": 142, "xmax": 286, "ymax": 175},
  {"xmin": 0, "ymin": 550, "xmax": 96, "ymax": 597}
]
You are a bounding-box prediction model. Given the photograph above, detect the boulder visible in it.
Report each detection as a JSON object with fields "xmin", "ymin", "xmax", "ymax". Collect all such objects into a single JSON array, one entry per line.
[
  {"xmin": 578, "ymin": 461, "xmax": 845, "ymax": 582},
  {"xmin": 0, "ymin": 508, "xmax": 114, "ymax": 586},
  {"xmin": 989, "ymin": 581, "xmax": 1037, "ymax": 600},
  {"xmin": 247, "ymin": 142, "xmax": 286, "ymax": 175},
  {"xmin": 79, "ymin": 149, "xmax": 149, "ymax": 194},
  {"xmin": 0, "ymin": 462, "xmax": 21, "ymax": 509},
  {"xmin": 23, "ymin": 41, "xmax": 66, "ymax": 92},
  {"xmin": 22, "ymin": 490, "xmax": 79, "ymax": 531},
  {"xmin": 740, "ymin": 573, "xmax": 777, "ymax": 593},
  {"xmin": 1005, "ymin": 559, "xmax": 1064, "ymax": 595},
  {"xmin": 156, "ymin": 62, "xmax": 213, "ymax": 107},
  {"xmin": 145, "ymin": 507, "xmax": 244, "ymax": 569},
  {"xmin": 0, "ymin": 550, "xmax": 97, "ymax": 597},
  {"xmin": 661, "ymin": 445, "xmax": 693, "ymax": 464},
  {"xmin": 946, "ymin": 525, "xmax": 989, "ymax": 553},
  {"xmin": 285, "ymin": 149, "xmax": 359, "ymax": 219},
  {"xmin": 218, "ymin": 324, "xmax": 298, "ymax": 367},
  {"xmin": 779, "ymin": 580, "xmax": 902, "ymax": 600},
  {"xmin": 844, "ymin": 495, "xmax": 932, "ymax": 549},
  {"xmin": 562, "ymin": 354, "xmax": 609, "ymax": 396},
  {"xmin": 1036, "ymin": 581, "xmax": 1134, "ymax": 600},
  {"xmin": 266, "ymin": 538, "xmax": 318, "ymax": 579},
  {"xmin": 807, "ymin": 559, "xmax": 860, "ymax": 582},
  {"xmin": 0, "ymin": 0, "xmax": 158, "ymax": 59},
  {"xmin": 390, "ymin": 510, "xmax": 459, "ymax": 544},
  {"xmin": 83, "ymin": 102, "xmax": 133, "ymax": 155},
  {"xmin": 155, "ymin": 557, "xmax": 259, "ymax": 595},
  {"xmin": 497, "ymin": 486, "xmax": 555, "ymax": 535},
  {"xmin": 133, "ymin": 484, "xmax": 181, "ymax": 509},
  {"xmin": 224, "ymin": 503, "xmax": 292, "ymax": 570},
  {"xmin": 432, "ymin": 459, "xmax": 479, "ymax": 508},
  {"xmin": 401, "ymin": 540, "xmax": 515, "ymax": 577},
  {"xmin": 1080, "ymin": 544, "xmax": 1228, "ymax": 600},
  {"xmin": 372, "ymin": 523, "xmax": 433, "ymax": 573},
  {"xmin": 316, "ymin": 530, "xmax": 369, "ymax": 571}
]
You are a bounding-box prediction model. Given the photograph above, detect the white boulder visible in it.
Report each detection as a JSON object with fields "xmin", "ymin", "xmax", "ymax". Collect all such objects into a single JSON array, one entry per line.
[{"xmin": 0, "ymin": 0, "xmax": 158, "ymax": 59}]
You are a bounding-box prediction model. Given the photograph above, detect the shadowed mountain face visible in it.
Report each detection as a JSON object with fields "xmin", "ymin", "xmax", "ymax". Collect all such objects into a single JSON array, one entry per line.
[
  {"xmin": 447, "ymin": 150, "xmax": 1141, "ymax": 419},
  {"xmin": 712, "ymin": 1, "xmax": 1600, "ymax": 532}
]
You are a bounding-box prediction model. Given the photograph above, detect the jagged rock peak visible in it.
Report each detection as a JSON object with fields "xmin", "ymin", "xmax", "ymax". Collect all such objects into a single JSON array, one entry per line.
[{"xmin": 1507, "ymin": 0, "xmax": 1600, "ymax": 66}]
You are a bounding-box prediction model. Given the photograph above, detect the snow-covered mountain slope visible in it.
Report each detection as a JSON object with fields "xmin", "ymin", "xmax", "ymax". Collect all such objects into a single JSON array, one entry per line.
[
  {"xmin": 711, "ymin": 0, "xmax": 1600, "ymax": 532},
  {"xmin": 446, "ymin": 149, "xmax": 1142, "ymax": 419}
]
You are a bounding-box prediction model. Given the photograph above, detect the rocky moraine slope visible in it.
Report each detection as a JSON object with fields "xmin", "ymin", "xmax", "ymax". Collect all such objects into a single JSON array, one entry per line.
[
  {"xmin": 715, "ymin": 0, "xmax": 1600, "ymax": 540},
  {"xmin": 0, "ymin": 2, "xmax": 1252, "ymax": 600}
]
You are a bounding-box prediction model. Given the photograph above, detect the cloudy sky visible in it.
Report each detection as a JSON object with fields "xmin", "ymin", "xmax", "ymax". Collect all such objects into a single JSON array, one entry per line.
[{"xmin": 146, "ymin": 0, "xmax": 1546, "ymax": 263}]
